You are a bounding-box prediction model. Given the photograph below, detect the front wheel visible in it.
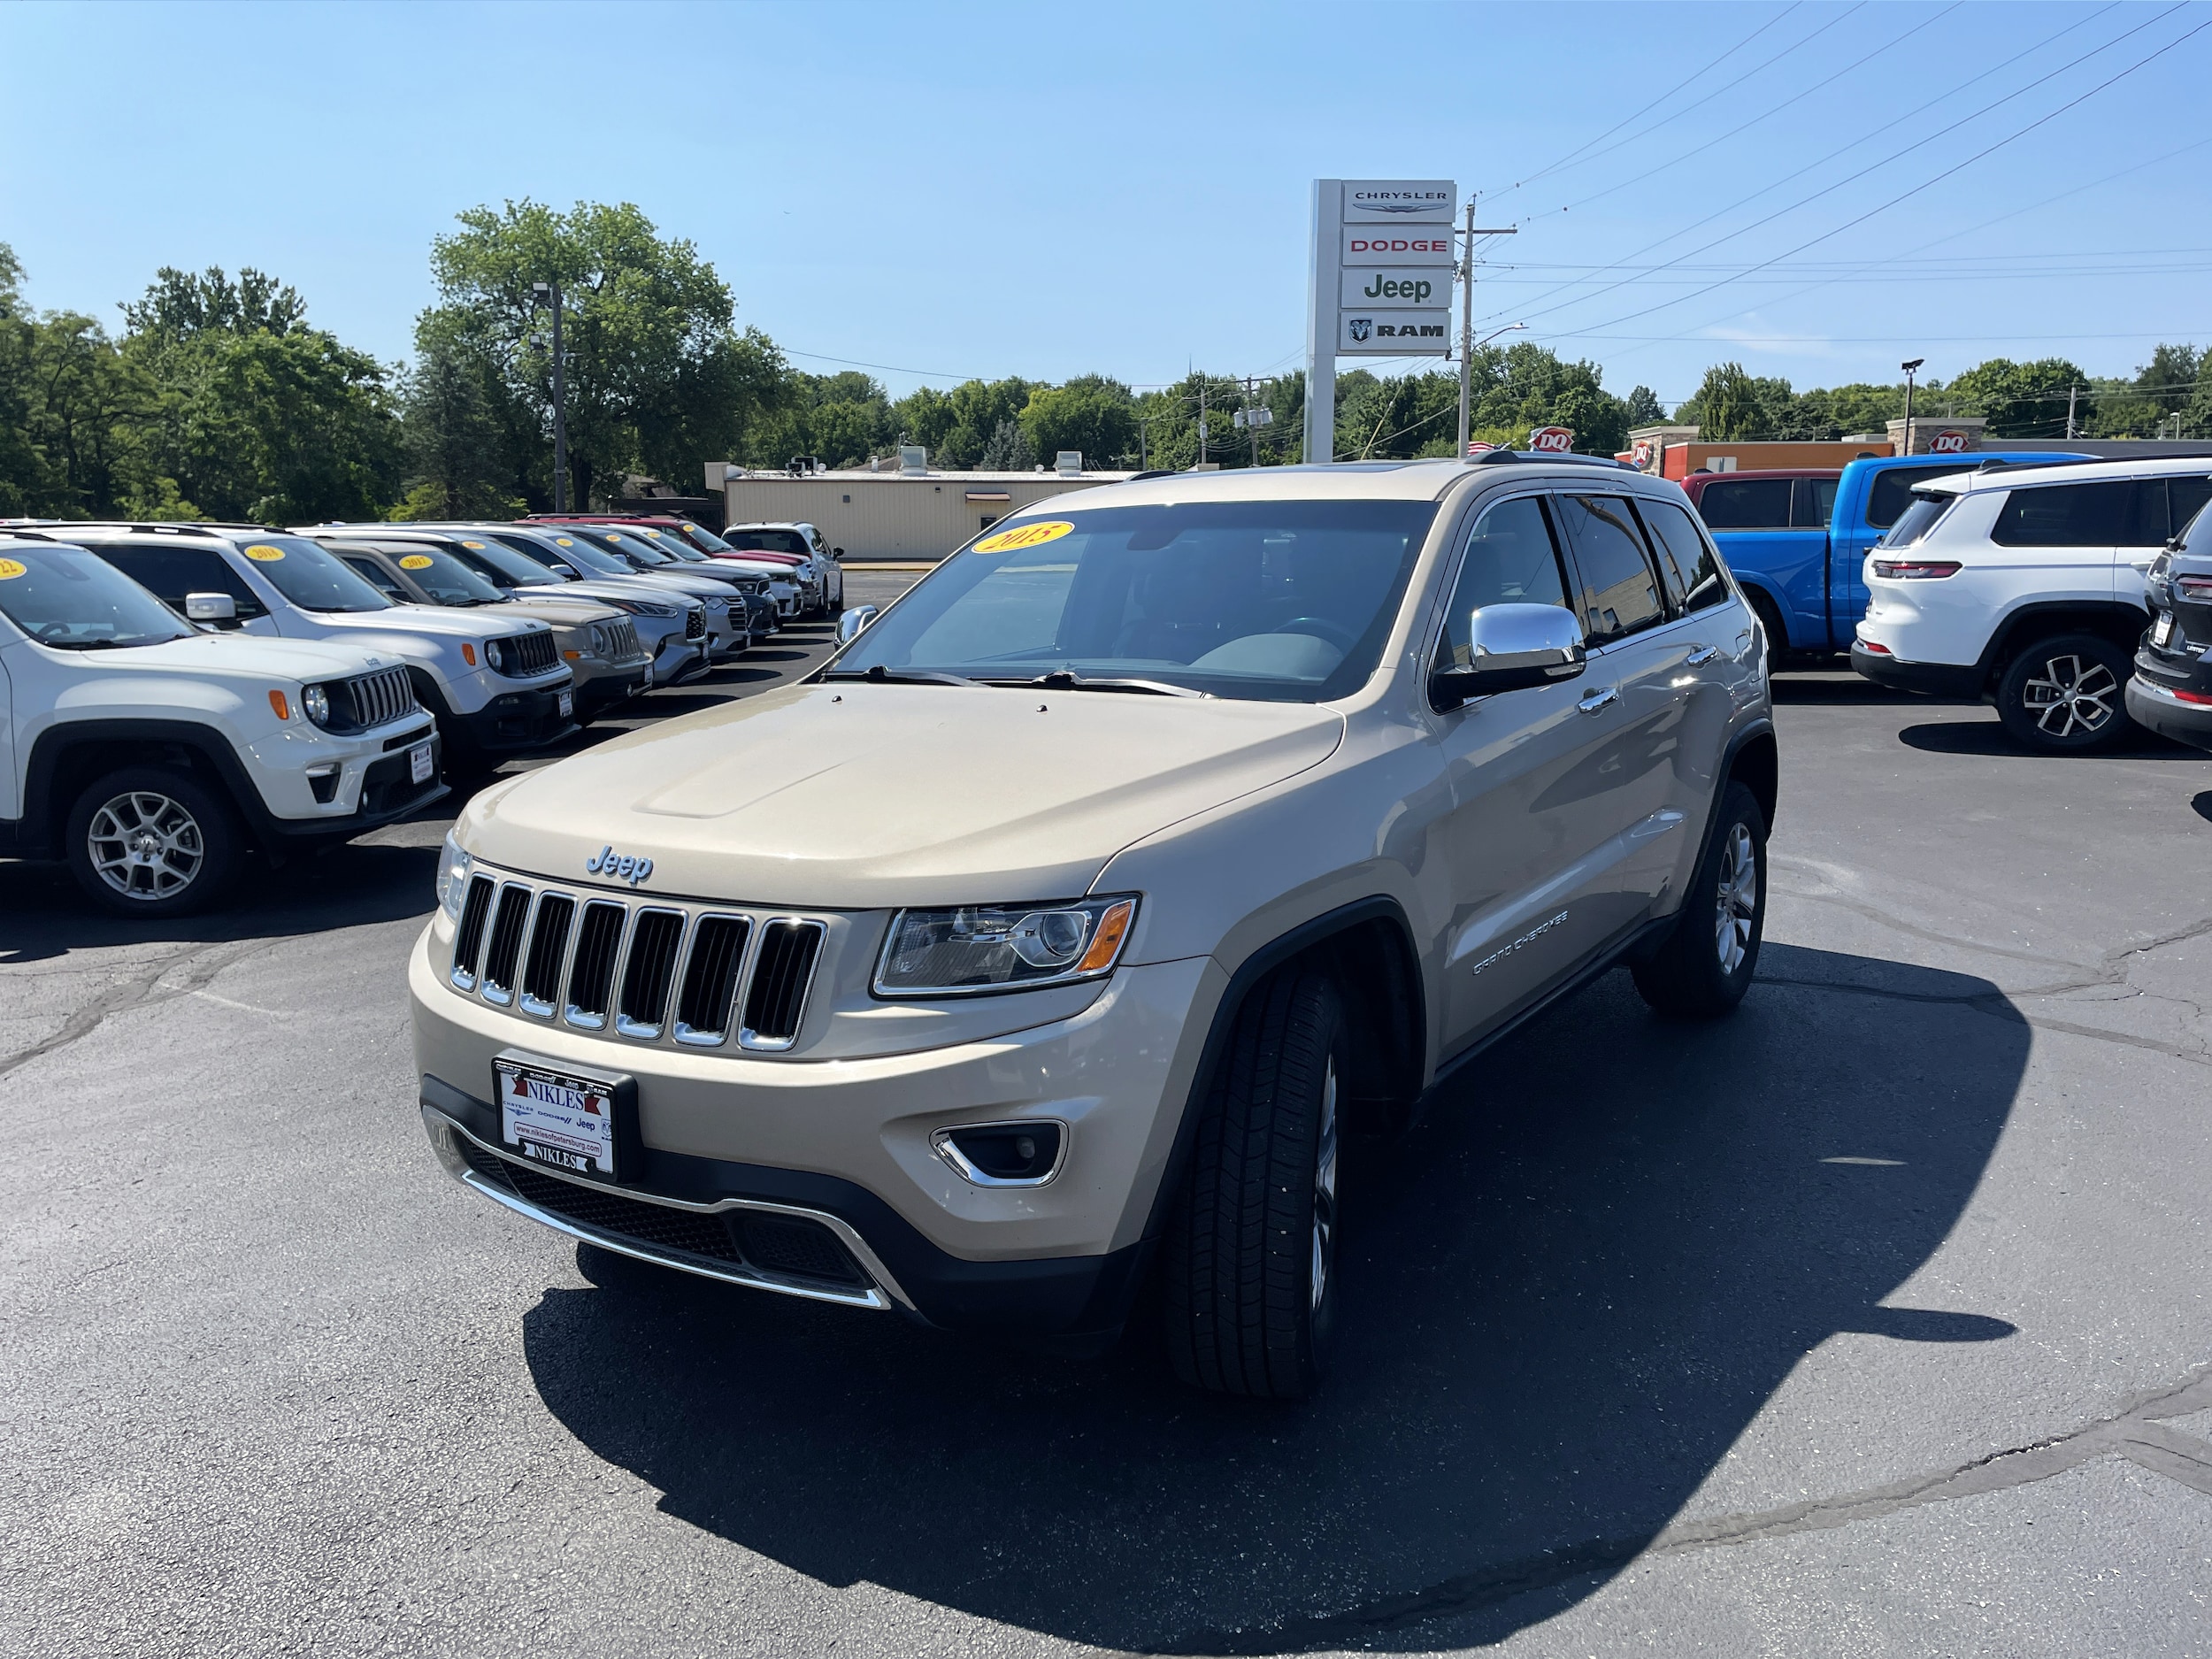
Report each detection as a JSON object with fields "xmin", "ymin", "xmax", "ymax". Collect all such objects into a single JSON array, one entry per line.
[
  {"xmin": 1632, "ymin": 780, "xmax": 1767, "ymax": 1018},
  {"xmin": 1164, "ymin": 968, "xmax": 1343, "ymax": 1398},
  {"xmin": 1995, "ymin": 633, "xmax": 2135, "ymax": 752},
  {"xmin": 65, "ymin": 765, "xmax": 243, "ymax": 918}
]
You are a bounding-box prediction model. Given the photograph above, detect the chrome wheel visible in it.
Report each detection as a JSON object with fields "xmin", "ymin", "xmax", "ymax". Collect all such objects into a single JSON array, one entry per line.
[
  {"xmin": 87, "ymin": 790, "xmax": 204, "ymax": 902},
  {"xmin": 2022, "ymin": 653, "xmax": 2118, "ymax": 738},
  {"xmin": 1713, "ymin": 821, "xmax": 1757, "ymax": 976},
  {"xmin": 1310, "ymin": 1056, "xmax": 1339, "ymax": 1314}
]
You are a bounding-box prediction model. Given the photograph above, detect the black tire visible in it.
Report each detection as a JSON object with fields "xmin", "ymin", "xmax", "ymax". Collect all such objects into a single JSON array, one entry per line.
[
  {"xmin": 1164, "ymin": 968, "xmax": 1344, "ymax": 1399},
  {"xmin": 1744, "ymin": 588, "xmax": 1790, "ymax": 661},
  {"xmin": 1995, "ymin": 632, "xmax": 2136, "ymax": 753},
  {"xmin": 65, "ymin": 764, "xmax": 243, "ymax": 918},
  {"xmin": 1632, "ymin": 780, "xmax": 1766, "ymax": 1018}
]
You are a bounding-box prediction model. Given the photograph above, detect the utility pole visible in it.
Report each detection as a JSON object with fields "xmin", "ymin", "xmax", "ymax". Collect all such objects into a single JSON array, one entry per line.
[
  {"xmin": 1455, "ymin": 196, "xmax": 1519, "ymax": 457},
  {"xmin": 1901, "ymin": 357, "xmax": 1924, "ymax": 457},
  {"xmin": 1197, "ymin": 380, "xmax": 1207, "ymax": 469},
  {"xmin": 1247, "ymin": 376, "xmax": 1261, "ymax": 468},
  {"xmin": 533, "ymin": 280, "xmax": 570, "ymax": 512},
  {"xmin": 2065, "ymin": 384, "xmax": 2078, "ymax": 440}
]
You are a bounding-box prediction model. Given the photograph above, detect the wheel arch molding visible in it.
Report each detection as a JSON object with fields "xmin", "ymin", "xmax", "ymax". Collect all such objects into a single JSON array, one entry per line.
[
  {"xmin": 1981, "ymin": 600, "xmax": 2151, "ymax": 680},
  {"xmin": 23, "ymin": 718, "xmax": 275, "ymax": 857}
]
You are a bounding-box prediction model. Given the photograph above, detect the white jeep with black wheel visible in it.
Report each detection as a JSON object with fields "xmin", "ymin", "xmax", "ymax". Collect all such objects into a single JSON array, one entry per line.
[{"xmin": 0, "ymin": 535, "xmax": 446, "ymax": 916}]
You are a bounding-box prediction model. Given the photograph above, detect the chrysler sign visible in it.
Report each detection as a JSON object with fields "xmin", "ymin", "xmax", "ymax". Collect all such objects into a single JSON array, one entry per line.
[{"xmin": 1343, "ymin": 180, "xmax": 1455, "ymax": 222}]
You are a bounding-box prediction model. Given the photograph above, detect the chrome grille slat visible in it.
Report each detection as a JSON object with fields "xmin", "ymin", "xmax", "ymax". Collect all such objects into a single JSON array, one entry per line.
[
  {"xmin": 450, "ymin": 870, "xmax": 828, "ymax": 1054},
  {"xmin": 334, "ymin": 664, "xmax": 415, "ymax": 733},
  {"xmin": 507, "ymin": 628, "xmax": 559, "ymax": 677}
]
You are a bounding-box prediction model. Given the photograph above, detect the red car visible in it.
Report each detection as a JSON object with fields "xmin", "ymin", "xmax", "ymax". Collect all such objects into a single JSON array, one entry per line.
[{"xmin": 1678, "ymin": 469, "xmax": 1841, "ymax": 533}]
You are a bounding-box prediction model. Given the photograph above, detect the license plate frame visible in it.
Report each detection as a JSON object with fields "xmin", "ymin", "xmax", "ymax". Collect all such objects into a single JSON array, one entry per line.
[
  {"xmin": 557, "ymin": 688, "xmax": 574, "ymax": 719},
  {"xmin": 408, "ymin": 741, "xmax": 434, "ymax": 785},
  {"xmin": 493, "ymin": 1051, "xmax": 638, "ymax": 1182},
  {"xmin": 2153, "ymin": 611, "xmax": 2175, "ymax": 649}
]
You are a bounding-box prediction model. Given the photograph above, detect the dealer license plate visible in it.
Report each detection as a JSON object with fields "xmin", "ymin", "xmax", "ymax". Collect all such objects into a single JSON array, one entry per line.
[
  {"xmin": 495, "ymin": 1057, "xmax": 618, "ymax": 1178},
  {"xmin": 557, "ymin": 688, "xmax": 574, "ymax": 718},
  {"xmin": 2153, "ymin": 611, "xmax": 2175, "ymax": 649},
  {"xmin": 408, "ymin": 741, "xmax": 434, "ymax": 785}
]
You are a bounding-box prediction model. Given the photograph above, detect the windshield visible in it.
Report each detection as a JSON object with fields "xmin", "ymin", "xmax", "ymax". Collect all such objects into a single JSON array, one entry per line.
[
  {"xmin": 496, "ymin": 529, "xmax": 626, "ymax": 578},
  {"xmin": 236, "ymin": 535, "xmax": 392, "ymax": 612},
  {"xmin": 571, "ymin": 525, "xmax": 674, "ymax": 566},
  {"xmin": 370, "ymin": 541, "xmax": 503, "ymax": 604},
  {"xmin": 438, "ymin": 536, "xmax": 563, "ymax": 588},
  {"xmin": 832, "ymin": 499, "xmax": 1438, "ymax": 703},
  {"xmin": 0, "ymin": 543, "xmax": 196, "ymax": 649},
  {"xmin": 636, "ymin": 528, "xmax": 710, "ymax": 563},
  {"xmin": 725, "ymin": 527, "xmax": 810, "ymax": 556},
  {"xmin": 675, "ymin": 523, "xmax": 733, "ymax": 552},
  {"xmin": 1878, "ymin": 494, "xmax": 1957, "ymax": 549}
]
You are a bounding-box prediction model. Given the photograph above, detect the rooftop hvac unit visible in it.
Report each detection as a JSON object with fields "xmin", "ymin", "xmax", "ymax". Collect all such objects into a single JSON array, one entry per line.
[
  {"xmin": 1056, "ymin": 450, "xmax": 1083, "ymax": 477},
  {"xmin": 899, "ymin": 445, "xmax": 928, "ymax": 476}
]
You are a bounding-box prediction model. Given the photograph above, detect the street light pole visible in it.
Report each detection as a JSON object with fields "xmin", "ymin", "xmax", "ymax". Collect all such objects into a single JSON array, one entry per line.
[
  {"xmin": 1901, "ymin": 357, "xmax": 1924, "ymax": 457},
  {"xmin": 534, "ymin": 280, "xmax": 570, "ymax": 513}
]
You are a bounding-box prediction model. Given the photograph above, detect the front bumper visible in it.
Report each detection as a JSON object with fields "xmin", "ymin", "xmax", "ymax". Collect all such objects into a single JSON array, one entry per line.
[
  {"xmin": 409, "ymin": 922, "xmax": 1217, "ymax": 1333},
  {"xmin": 2125, "ymin": 667, "xmax": 2212, "ymax": 753},
  {"xmin": 1850, "ymin": 641, "xmax": 1983, "ymax": 698},
  {"xmin": 446, "ymin": 679, "xmax": 579, "ymax": 754},
  {"xmin": 572, "ymin": 662, "xmax": 650, "ymax": 721},
  {"xmin": 258, "ymin": 729, "xmax": 449, "ymax": 843}
]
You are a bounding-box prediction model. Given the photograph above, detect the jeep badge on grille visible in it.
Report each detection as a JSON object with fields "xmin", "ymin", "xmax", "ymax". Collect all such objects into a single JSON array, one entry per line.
[{"xmin": 586, "ymin": 846, "xmax": 654, "ymax": 887}]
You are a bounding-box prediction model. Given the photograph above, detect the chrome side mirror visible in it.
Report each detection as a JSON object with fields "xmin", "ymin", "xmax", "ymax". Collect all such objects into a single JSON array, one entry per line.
[
  {"xmin": 184, "ymin": 592, "xmax": 237, "ymax": 624},
  {"xmin": 1430, "ymin": 603, "xmax": 1586, "ymax": 710},
  {"xmin": 836, "ymin": 604, "xmax": 879, "ymax": 645}
]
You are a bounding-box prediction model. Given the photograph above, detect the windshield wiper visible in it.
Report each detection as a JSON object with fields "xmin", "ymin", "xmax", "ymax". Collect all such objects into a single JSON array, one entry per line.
[
  {"xmin": 979, "ymin": 671, "xmax": 1211, "ymax": 698},
  {"xmin": 822, "ymin": 664, "xmax": 975, "ymax": 687}
]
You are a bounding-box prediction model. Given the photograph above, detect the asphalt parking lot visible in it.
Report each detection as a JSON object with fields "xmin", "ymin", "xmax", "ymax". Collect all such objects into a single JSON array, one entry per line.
[{"xmin": 4, "ymin": 577, "xmax": 2209, "ymax": 1658}]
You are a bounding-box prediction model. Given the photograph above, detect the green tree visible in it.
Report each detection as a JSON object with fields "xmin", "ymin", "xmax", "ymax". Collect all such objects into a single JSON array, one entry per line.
[
  {"xmin": 424, "ymin": 199, "xmax": 789, "ymax": 507},
  {"xmin": 1944, "ymin": 357, "xmax": 2088, "ymax": 439},
  {"xmin": 0, "ymin": 243, "xmax": 52, "ymax": 515},
  {"xmin": 1623, "ymin": 384, "xmax": 1665, "ymax": 426},
  {"xmin": 393, "ymin": 320, "xmax": 519, "ymax": 519},
  {"xmin": 1678, "ymin": 362, "xmax": 1774, "ymax": 441},
  {"xmin": 977, "ymin": 417, "xmax": 1035, "ymax": 471},
  {"xmin": 1019, "ymin": 374, "xmax": 1135, "ymax": 468}
]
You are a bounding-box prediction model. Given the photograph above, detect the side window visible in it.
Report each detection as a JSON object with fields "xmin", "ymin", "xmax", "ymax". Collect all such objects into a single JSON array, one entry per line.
[
  {"xmin": 1552, "ymin": 493, "xmax": 1666, "ymax": 644},
  {"xmin": 1435, "ymin": 496, "xmax": 1571, "ymax": 669},
  {"xmin": 1990, "ymin": 481, "xmax": 2129, "ymax": 547},
  {"xmin": 1801, "ymin": 477, "xmax": 1839, "ymax": 528},
  {"xmin": 94, "ymin": 543, "xmax": 264, "ymax": 616},
  {"xmin": 2168, "ymin": 475, "xmax": 2212, "ymax": 543},
  {"xmin": 1635, "ymin": 497, "xmax": 1730, "ymax": 614},
  {"xmin": 1694, "ymin": 477, "xmax": 1793, "ymax": 530},
  {"xmin": 1865, "ymin": 468, "xmax": 1933, "ymax": 529},
  {"xmin": 342, "ymin": 556, "xmax": 406, "ymax": 599}
]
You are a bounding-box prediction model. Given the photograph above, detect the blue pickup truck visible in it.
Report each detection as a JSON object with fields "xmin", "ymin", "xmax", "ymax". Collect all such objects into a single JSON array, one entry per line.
[{"xmin": 1687, "ymin": 453, "xmax": 2089, "ymax": 654}]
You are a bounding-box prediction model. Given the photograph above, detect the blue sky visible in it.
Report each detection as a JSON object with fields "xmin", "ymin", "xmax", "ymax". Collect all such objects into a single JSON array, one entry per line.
[{"xmin": 5, "ymin": 0, "xmax": 2208, "ymax": 406}]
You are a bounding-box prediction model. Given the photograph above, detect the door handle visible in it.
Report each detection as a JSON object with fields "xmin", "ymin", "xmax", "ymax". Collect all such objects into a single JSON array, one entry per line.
[
  {"xmin": 1685, "ymin": 645, "xmax": 1719, "ymax": 666},
  {"xmin": 1577, "ymin": 686, "xmax": 1618, "ymax": 714}
]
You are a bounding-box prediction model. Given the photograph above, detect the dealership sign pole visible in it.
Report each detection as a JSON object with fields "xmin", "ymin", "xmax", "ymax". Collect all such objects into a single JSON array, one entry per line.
[{"xmin": 1306, "ymin": 179, "xmax": 1454, "ymax": 465}]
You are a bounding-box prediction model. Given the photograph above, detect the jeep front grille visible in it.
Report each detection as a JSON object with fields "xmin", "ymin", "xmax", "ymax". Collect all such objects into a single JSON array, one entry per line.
[
  {"xmin": 331, "ymin": 665, "xmax": 417, "ymax": 733},
  {"xmin": 505, "ymin": 627, "xmax": 560, "ymax": 677},
  {"xmin": 447, "ymin": 873, "xmax": 828, "ymax": 1053},
  {"xmin": 596, "ymin": 618, "xmax": 642, "ymax": 662}
]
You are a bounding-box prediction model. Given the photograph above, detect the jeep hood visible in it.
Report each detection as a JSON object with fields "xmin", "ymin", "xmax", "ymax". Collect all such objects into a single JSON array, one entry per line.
[
  {"xmin": 72, "ymin": 633, "xmax": 401, "ymax": 682},
  {"xmin": 465, "ymin": 682, "xmax": 1344, "ymax": 907}
]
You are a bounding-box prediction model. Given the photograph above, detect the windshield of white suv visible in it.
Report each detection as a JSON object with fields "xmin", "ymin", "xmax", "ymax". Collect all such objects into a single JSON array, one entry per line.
[
  {"xmin": 830, "ymin": 499, "xmax": 1440, "ymax": 703},
  {"xmin": 0, "ymin": 543, "xmax": 196, "ymax": 649},
  {"xmin": 358, "ymin": 541, "xmax": 503, "ymax": 605},
  {"xmin": 234, "ymin": 535, "xmax": 393, "ymax": 612},
  {"xmin": 725, "ymin": 528, "xmax": 810, "ymax": 556}
]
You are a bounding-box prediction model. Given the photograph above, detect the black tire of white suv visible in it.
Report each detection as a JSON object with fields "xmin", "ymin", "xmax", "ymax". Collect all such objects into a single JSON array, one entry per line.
[
  {"xmin": 1632, "ymin": 781, "xmax": 1768, "ymax": 1018},
  {"xmin": 65, "ymin": 765, "xmax": 243, "ymax": 918},
  {"xmin": 1995, "ymin": 632, "xmax": 2136, "ymax": 754},
  {"xmin": 1164, "ymin": 967, "xmax": 1343, "ymax": 1399}
]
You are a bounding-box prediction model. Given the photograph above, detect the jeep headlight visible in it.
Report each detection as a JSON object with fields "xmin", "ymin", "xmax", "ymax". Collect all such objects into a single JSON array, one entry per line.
[
  {"xmin": 873, "ymin": 895, "xmax": 1137, "ymax": 996},
  {"xmin": 301, "ymin": 682, "xmax": 333, "ymax": 727},
  {"xmin": 482, "ymin": 637, "xmax": 509, "ymax": 675},
  {"xmin": 435, "ymin": 832, "xmax": 473, "ymax": 921}
]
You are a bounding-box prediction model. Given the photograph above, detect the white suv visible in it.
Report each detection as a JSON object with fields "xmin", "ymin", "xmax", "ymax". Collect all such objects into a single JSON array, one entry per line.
[
  {"xmin": 1851, "ymin": 456, "xmax": 2212, "ymax": 751},
  {"xmin": 0, "ymin": 535, "xmax": 444, "ymax": 914},
  {"xmin": 50, "ymin": 524, "xmax": 580, "ymax": 767}
]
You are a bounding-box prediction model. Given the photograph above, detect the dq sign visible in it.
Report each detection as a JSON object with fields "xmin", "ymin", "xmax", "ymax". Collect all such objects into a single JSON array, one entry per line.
[
  {"xmin": 1529, "ymin": 426, "xmax": 1576, "ymax": 454},
  {"xmin": 1631, "ymin": 439, "xmax": 1655, "ymax": 470},
  {"xmin": 1928, "ymin": 429, "xmax": 1970, "ymax": 454}
]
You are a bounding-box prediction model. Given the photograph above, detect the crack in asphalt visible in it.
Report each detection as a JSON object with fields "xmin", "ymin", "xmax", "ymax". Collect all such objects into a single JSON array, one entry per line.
[
  {"xmin": 1148, "ymin": 1365, "xmax": 2212, "ymax": 1655},
  {"xmin": 0, "ymin": 938, "xmax": 285, "ymax": 1082}
]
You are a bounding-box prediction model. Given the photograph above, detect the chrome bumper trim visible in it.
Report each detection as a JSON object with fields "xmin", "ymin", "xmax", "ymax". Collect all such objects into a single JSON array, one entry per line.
[{"xmin": 423, "ymin": 1105, "xmax": 910, "ymax": 1312}]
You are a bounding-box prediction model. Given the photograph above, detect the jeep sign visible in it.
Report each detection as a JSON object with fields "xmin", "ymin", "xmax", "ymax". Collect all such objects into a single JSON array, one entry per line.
[
  {"xmin": 1529, "ymin": 426, "xmax": 1576, "ymax": 454},
  {"xmin": 1340, "ymin": 268, "xmax": 1441, "ymax": 307}
]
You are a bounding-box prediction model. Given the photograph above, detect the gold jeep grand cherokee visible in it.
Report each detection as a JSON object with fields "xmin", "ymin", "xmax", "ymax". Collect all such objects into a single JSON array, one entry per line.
[{"xmin": 412, "ymin": 455, "xmax": 1777, "ymax": 1397}]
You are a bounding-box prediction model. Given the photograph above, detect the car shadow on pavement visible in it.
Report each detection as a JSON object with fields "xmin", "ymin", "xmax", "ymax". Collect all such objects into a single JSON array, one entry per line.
[
  {"xmin": 1768, "ymin": 674, "xmax": 1972, "ymax": 707},
  {"xmin": 2194, "ymin": 790, "xmax": 2212, "ymax": 824},
  {"xmin": 1899, "ymin": 720, "xmax": 2200, "ymax": 759},
  {"xmin": 519, "ymin": 945, "xmax": 2030, "ymax": 1654}
]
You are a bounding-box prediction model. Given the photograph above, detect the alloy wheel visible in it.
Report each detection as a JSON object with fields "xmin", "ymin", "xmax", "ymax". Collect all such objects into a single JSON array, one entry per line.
[
  {"xmin": 2022, "ymin": 653, "xmax": 2118, "ymax": 738},
  {"xmin": 1713, "ymin": 821, "xmax": 1757, "ymax": 976},
  {"xmin": 87, "ymin": 790, "xmax": 204, "ymax": 902},
  {"xmin": 1310, "ymin": 1056, "xmax": 1340, "ymax": 1314}
]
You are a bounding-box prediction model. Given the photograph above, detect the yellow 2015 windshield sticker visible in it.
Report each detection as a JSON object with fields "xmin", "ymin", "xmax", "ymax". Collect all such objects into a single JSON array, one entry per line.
[
  {"xmin": 398, "ymin": 555, "xmax": 434, "ymax": 570},
  {"xmin": 974, "ymin": 520, "xmax": 1075, "ymax": 554},
  {"xmin": 243, "ymin": 543, "xmax": 287, "ymax": 562},
  {"xmin": 461, "ymin": 540, "xmax": 487, "ymax": 549},
  {"xmin": 0, "ymin": 557, "xmax": 26, "ymax": 580}
]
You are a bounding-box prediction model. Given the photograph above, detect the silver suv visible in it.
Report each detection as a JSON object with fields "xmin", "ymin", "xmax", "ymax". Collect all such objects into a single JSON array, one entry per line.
[{"xmin": 411, "ymin": 456, "xmax": 1777, "ymax": 1397}]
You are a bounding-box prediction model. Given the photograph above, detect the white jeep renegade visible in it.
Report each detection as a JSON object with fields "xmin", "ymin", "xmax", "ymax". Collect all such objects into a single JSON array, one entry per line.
[{"xmin": 0, "ymin": 535, "xmax": 445, "ymax": 914}]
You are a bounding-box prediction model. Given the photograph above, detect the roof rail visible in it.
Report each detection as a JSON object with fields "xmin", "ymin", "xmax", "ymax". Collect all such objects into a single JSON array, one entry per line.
[{"xmin": 1470, "ymin": 449, "xmax": 1636, "ymax": 470}]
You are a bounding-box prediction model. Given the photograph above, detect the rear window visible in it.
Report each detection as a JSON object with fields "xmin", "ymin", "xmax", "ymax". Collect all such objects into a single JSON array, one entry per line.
[
  {"xmin": 1694, "ymin": 477, "xmax": 1793, "ymax": 530},
  {"xmin": 1990, "ymin": 481, "xmax": 2129, "ymax": 548},
  {"xmin": 1801, "ymin": 477, "xmax": 1839, "ymax": 528},
  {"xmin": 724, "ymin": 528, "xmax": 810, "ymax": 556},
  {"xmin": 1867, "ymin": 465, "xmax": 1979, "ymax": 529},
  {"xmin": 1878, "ymin": 494, "xmax": 1957, "ymax": 549}
]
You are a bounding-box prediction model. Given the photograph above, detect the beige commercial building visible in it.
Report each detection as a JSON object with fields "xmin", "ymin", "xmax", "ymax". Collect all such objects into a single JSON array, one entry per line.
[{"xmin": 709, "ymin": 464, "xmax": 1136, "ymax": 564}]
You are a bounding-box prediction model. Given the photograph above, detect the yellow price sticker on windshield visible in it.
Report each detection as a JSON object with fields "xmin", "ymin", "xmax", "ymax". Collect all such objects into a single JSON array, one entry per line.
[
  {"xmin": 974, "ymin": 520, "xmax": 1075, "ymax": 554},
  {"xmin": 461, "ymin": 540, "xmax": 487, "ymax": 549},
  {"xmin": 0, "ymin": 557, "xmax": 26, "ymax": 580},
  {"xmin": 555, "ymin": 537, "xmax": 574, "ymax": 547},
  {"xmin": 243, "ymin": 543, "xmax": 286, "ymax": 562},
  {"xmin": 398, "ymin": 555, "xmax": 434, "ymax": 570}
]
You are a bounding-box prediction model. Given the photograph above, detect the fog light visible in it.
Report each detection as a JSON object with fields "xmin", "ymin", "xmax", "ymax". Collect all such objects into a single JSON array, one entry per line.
[
  {"xmin": 305, "ymin": 763, "xmax": 340, "ymax": 804},
  {"xmin": 933, "ymin": 1121, "xmax": 1064, "ymax": 1187}
]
